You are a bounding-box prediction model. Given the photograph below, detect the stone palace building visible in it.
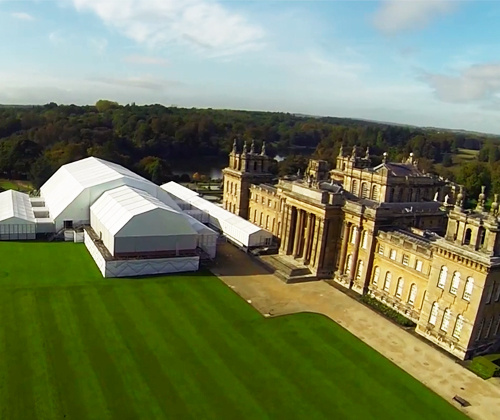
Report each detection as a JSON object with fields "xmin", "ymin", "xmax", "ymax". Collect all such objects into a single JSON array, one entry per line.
[{"xmin": 222, "ymin": 140, "xmax": 500, "ymax": 360}]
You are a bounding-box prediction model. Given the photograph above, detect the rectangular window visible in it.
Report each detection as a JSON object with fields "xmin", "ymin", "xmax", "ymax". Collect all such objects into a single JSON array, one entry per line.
[
  {"xmin": 390, "ymin": 249, "xmax": 397, "ymax": 260},
  {"xmin": 495, "ymin": 316, "xmax": 500, "ymax": 337},
  {"xmin": 485, "ymin": 317, "xmax": 493, "ymax": 338},
  {"xmin": 402, "ymin": 254, "xmax": 409, "ymax": 266},
  {"xmin": 495, "ymin": 283, "xmax": 500, "ymax": 302},
  {"xmin": 378, "ymin": 244, "xmax": 384, "ymax": 255},
  {"xmin": 486, "ymin": 285, "xmax": 494, "ymax": 304},
  {"xmin": 268, "ymin": 199, "xmax": 272, "ymax": 207},
  {"xmin": 415, "ymin": 259, "xmax": 423, "ymax": 272},
  {"xmin": 453, "ymin": 316, "xmax": 464, "ymax": 339}
]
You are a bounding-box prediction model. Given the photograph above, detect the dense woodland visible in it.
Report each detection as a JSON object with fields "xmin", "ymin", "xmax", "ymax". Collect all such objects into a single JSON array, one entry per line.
[{"xmin": 0, "ymin": 100, "xmax": 499, "ymax": 199}]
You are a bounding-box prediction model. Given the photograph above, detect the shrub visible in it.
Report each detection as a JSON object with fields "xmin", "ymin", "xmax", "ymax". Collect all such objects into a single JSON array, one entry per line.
[
  {"xmin": 360, "ymin": 295, "xmax": 416, "ymax": 328},
  {"xmin": 468, "ymin": 356, "xmax": 500, "ymax": 379}
]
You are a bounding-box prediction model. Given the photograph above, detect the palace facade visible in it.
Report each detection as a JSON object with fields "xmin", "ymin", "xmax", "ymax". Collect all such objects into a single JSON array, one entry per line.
[{"xmin": 223, "ymin": 141, "xmax": 500, "ymax": 360}]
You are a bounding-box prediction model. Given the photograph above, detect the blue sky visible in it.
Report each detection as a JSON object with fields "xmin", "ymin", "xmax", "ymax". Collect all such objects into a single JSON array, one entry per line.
[{"xmin": 1, "ymin": 1, "xmax": 500, "ymax": 134}]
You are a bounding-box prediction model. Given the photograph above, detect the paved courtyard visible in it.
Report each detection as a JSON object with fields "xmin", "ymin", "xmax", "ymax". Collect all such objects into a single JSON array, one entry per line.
[{"xmin": 211, "ymin": 243, "xmax": 500, "ymax": 420}]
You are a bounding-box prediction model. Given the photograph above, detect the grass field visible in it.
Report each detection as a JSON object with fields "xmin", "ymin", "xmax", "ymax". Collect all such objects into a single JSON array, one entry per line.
[
  {"xmin": 0, "ymin": 178, "xmax": 32, "ymax": 192},
  {"xmin": 0, "ymin": 242, "xmax": 466, "ymax": 420}
]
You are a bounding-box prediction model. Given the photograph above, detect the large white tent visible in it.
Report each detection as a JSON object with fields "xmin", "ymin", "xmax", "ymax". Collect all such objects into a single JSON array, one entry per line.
[
  {"xmin": 40, "ymin": 157, "xmax": 181, "ymax": 231},
  {"xmin": 161, "ymin": 182, "xmax": 273, "ymax": 249},
  {"xmin": 90, "ymin": 185, "xmax": 198, "ymax": 257},
  {"xmin": 0, "ymin": 190, "xmax": 36, "ymax": 240}
]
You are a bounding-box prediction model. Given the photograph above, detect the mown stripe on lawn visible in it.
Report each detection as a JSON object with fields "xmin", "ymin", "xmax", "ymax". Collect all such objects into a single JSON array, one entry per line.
[
  {"xmin": 41, "ymin": 288, "xmax": 111, "ymax": 420},
  {"xmin": 68, "ymin": 287, "xmax": 145, "ymax": 420},
  {"xmin": 76, "ymin": 286, "xmax": 166, "ymax": 419},
  {"xmin": 2, "ymin": 290, "xmax": 39, "ymax": 419},
  {"xmin": 307, "ymin": 320, "xmax": 463, "ymax": 419},
  {"xmin": 96, "ymin": 284, "xmax": 203, "ymax": 419},
  {"xmin": 17, "ymin": 290, "xmax": 63, "ymax": 420},
  {"xmin": 171, "ymin": 279, "xmax": 323, "ymax": 419},
  {"xmin": 137, "ymin": 282, "xmax": 269, "ymax": 420},
  {"xmin": 0, "ymin": 293, "xmax": 11, "ymax": 419},
  {"xmin": 188, "ymin": 279, "xmax": 345, "ymax": 419}
]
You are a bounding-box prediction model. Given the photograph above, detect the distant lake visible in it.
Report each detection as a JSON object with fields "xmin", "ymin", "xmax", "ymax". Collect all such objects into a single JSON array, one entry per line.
[{"xmin": 171, "ymin": 154, "xmax": 286, "ymax": 180}]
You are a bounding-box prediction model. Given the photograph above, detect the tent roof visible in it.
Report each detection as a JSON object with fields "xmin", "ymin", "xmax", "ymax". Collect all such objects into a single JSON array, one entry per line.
[
  {"xmin": 91, "ymin": 185, "xmax": 197, "ymax": 236},
  {"xmin": 161, "ymin": 181, "xmax": 262, "ymax": 235},
  {"xmin": 0, "ymin": 190, "xmax": 35, "ymax": 223},
  {"xmin": 40, "ymin": 156, "xmax": 180, "ymax": 220}
]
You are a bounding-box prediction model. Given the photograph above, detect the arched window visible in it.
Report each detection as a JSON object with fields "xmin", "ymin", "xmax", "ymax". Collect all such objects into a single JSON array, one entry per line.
[
  {"xmin": 396, "ymin": 277, "xmax": 404, "ymax": 298},
  {"xmin": 372, "ymin": 266, "xmax": 380, "ymax": 286},
  {"xmin": 476, "ymin": 227, "xmax": 486, "ymax": 250},
  {"xmin": 259, "ymin": 212, "xmax": 263, "ymax": 226},
  {"xmin": 485, "ymin": 317, "xmax": 493, "ymax": 338},
  {"xmin": 429, "ymin": 302, "xmax": 439, "ymax": 325},
  {"xmin": 226, "ymin": 180, "xmax": 230, "ymax": 193},
  {"xmin": 266, "ymin": 215, "xmax": 269, "ymax": 229},
  {"xmin": 450, "ymin": 271, "xmax": 460, "ymax": 295},
  {"xmin": 408, "ymin": 283, "xmax": 417, "ymax": 305},
  {"xmin": 453, "ymin": 315, "xmax": 464, "ymax": 339},
  {"xmin": 361, "ymin": 231, "xmax": 368, "ymax": 249},
  {"xmin": 371, "ymin": 185, "xmax": 379, "ymax": 201},
  {"xmin": 476, "ymin": 319, "xmax": 484, "ymax": 341},
  {"xmin": 383, "ymin": 272, "xmax": 392, "ymax": 292},
  {"xmin": 389, "ymin": 188, "xmax": 395, "ymax": 202},
  {"xmin": 350, "ymin": 226, "xmax": 358, "ymax": 245},
  {"xmin": 441, "ymin": 308, "xmax": 451, "ymax": 332},
  {"xmin": 345, "ymin": 254, "xmax": 353, "ymax": 274},
  {"xmin": 463, "ymin": 277, "xmax": 474, "ymax": 301},
  {"xmin": 253, "ymin": 209, "xmax": 257, "ymax": 222},
  {"xmin": 356, "ymin": 260, "xmax": 364, "ymax": 280},
  {"xmin": 464, "ymin": 228, "xmax": 472, "ymax": 245},
  {"xmin": 437, "ymin": 266, "xmax": 448, "ymax": 289},
  {"xmin": 361, "ymin": 182, "xmax": 369, "ymax": 199},
  {"xmin": 409, "ymin": 188, "xmax": 414, "ymax": 202},
  {"xmin": 351, "ymin": 179, "xmax": 359, "ymax": 195}
]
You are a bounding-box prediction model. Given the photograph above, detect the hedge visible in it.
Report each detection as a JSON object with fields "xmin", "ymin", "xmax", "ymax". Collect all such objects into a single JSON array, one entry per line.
[
  {"xmin": 360, "ymin": 295, "xmax": 416, "ymax": 328},
  {"xmin": 468, "ymin": 356, "xmax": 500, "ymax": 379}
]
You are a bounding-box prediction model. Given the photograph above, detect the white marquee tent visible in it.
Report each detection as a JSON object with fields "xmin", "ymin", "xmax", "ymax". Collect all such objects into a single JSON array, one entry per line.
[
  {"xmin": 90, "ymin": 185, "xmax": 198, "ymax": 257},
  {"xmin": 41, "ymin": 157, "xmax": 181, "ymax": 231},
  {"xmin": 161, "ymin": 182, "xmax": 272, "ymax": 249},
  {"xmin": 0, "ymin": 190, "xmax": 36, "ymax": 240}
]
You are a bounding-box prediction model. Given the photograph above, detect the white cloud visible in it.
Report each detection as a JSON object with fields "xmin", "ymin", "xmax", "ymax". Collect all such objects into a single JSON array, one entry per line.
[
  {"xmin": 11, "ymin": 12, "xmax": 35, "ymax": 21},
  {"xmin": 49, "ymin": 31, "xmax": 65, "ymax": 45},
  {"xmin": 373, "ymin": 0, "xmax": 456, "ymax": 34},
  {"xmin": 89, "ymin": 37, "xmax": 108, "ymax": 55},
  {"xmin": 123, "ymin": 55, "xmax": 169, "ymax": 66},
  {"xmin": 68, "ymin": 0, "xmax": 264, "ymax": 56},
  {"xmin": 89, "ymin": 75, "xmax": 183, "ymax": 91},
  {"xmin": 422, "ymin": 63, "xmax": 500, "ymax": 103}
]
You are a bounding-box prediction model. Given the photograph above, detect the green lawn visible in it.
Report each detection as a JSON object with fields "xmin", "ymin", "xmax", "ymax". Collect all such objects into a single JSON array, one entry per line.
[
  {"xmin": 0, "ymin": 179, "xmax": 32, "ymax": 193},
  {"xmin": 0, "ymin": 242, "xmax": 466, "ymax": 420}
]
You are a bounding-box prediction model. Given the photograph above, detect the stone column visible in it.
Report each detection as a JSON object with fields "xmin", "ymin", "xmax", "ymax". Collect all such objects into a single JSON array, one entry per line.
[
  {"xmin": 312, "ymin": 217, "xmax": 325, "ymax": 269},
  {"xmin": 303, "ymin": 213, "xmax": 315, "ymax": 264},
  {"xmin": 310, "ymin": 215, "xmax": 320, "ymax": 266},
  {"xmin": 338, "ymin": 222, "xmax": 351, "ymax": 275},
  {"xmin": 348, "ymin": 225, "xmax": 362, "ymax": 285},
  {"xmin": 286, "ymin": 206, "xmax": 297, "ymax": 255},
  {"xmin": 280, "ymin": 204, "xmax": 290, "ymax": 253},
  {"xmin": 293, "ymin": 209, "xmax": 304, "ymax": 257}
]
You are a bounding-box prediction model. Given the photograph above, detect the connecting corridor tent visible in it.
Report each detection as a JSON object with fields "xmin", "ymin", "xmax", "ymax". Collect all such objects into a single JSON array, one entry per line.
[
  {"xmin": 161, "ymin": 182, "xmax": 273, "ymax": 249},
  {"xmin": 90, "ymin": 185, "xmax": 198, "ymax": 257},
  {"xmin": 0, "ymin": 190, "xmax": 36, "ymax": 240}
]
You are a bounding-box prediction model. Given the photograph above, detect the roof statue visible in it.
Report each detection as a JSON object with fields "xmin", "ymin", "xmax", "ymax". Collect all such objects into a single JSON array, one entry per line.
[
  {"xmin": 491, "ymin": 194, "xmax": 499, "ymax": 217},
  {"xmin": 297, "ymin": 168, "xmax": 301, "ymax": 178},
  {"xmin": 242, "ymin": 141, "xmax": 248, "ymax": 154},
  {"xmin": 365, "ymin": 146, "xmax": 370, "ymax": 159},
  {"xmin": 232, "ymin": 138, "xmax": 237, "ymax": 154},
  {"xmin": 339, "ymin": 144, "xmax": 344, "ymax": 157},
  {"xmin": 250, "ymin": 139, "xmax": 255, "ymax": 154},
  {"xmin": 476, "ymin": 185, "xmax": 486, "ymax": 212},
  {"xmin": 382, "ymin": 152, "xmax": 388, "ymax": 164},
  {"xmin": 261, "ymin": 140, "xmax": 267, "ymax": 156},
  {"xmin": 455, "ymin": 186, "xmax": 465, "ymax": 210},
  {"xmin": 351, "ymin": 145, "xmax": 357, "ymax": 161}
]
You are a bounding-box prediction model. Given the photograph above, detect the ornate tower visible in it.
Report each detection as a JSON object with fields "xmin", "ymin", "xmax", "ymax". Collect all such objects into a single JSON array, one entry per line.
[{"xmin": 222, "ymin": 139, "xmax": 274, "ymax": 218}]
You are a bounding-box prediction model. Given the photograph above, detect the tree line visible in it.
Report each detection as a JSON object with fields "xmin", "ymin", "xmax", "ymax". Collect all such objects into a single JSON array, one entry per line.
[{"xmin": 0, "ymin": 101, "xmax": 496, "ymax": 195}]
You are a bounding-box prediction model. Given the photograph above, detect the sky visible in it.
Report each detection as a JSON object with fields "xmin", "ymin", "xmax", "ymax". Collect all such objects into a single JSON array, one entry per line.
[{"xmin": 1, "ymin": 0, "xmax": 500, "ymax": 134}]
